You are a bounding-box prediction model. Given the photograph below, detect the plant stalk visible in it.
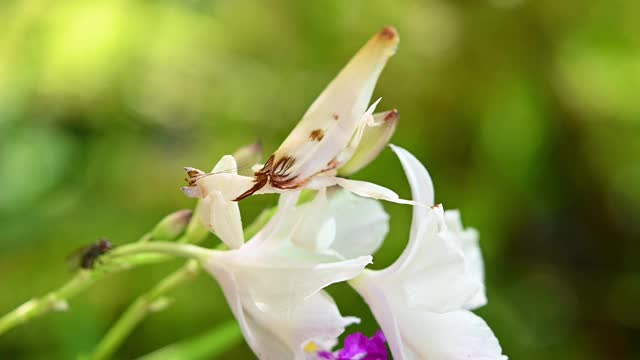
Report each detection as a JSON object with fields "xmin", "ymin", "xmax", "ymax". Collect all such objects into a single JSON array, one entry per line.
[
  {"xmin": 136, "ymin": 320, "xmax": 242, "ymax": 360},
  {"xmin": 107, "ymin": 242, "xmax": 212, "ymax": 262},
  {"xmin": 90, "ymin": 260, "xmax": 201, "ymax": 360},
  {"xmin": 0, "ymin": 253, "xmax": 169, "ymax": 336}
]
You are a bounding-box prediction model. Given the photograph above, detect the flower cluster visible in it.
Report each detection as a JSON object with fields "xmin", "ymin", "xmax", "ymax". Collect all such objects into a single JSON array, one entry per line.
[{"xmin": 185, "ymin": 27, "xmax": 505, "ymax": 360}]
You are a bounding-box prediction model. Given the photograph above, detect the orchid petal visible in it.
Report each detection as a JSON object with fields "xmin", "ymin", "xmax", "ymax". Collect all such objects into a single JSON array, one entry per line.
[
  {"xmin": 290, "ymin": 189, "xmax": 389, "ymax": 257},
  {"xmin": 352, "ymin": 273, "xmax": 504, "ymax": 360},
  {"xmin": 348, "ymin": 146, "xmax": 504, "ymax": 359},
  {"xmin": 445, "ymin": 209, "xmax": 487, "ymax": 309},
  {"xmin": 396, "ymin": 310, "xmax": 505, "ymax": 360},
  {"xmin": 213, "ymin": 249, "xmax": 371, "ymax": 313},
  {"xmin": 401, "ymin": 230, "xmax": 480, "ymax": 312},
  {"xmin": 338, "ymin": 109, "xmax": 399, "ymax": 176},
  {"xmin": 201, "ymin": 190, "xmax": 374, "ymax": 359},
  {"xmin": 327, "ymin": 190, "xmax": 389, "ymax": 258},
  {"xmin": 204, "ymin": 184, "xmax": 384, "ymax": 358},
  {"xmin": 350, "ymin": 274, "xmax": 408, "ymax": 359},
  {"xmin": 240, "ymin": 292, "xmax": 356, "ymax": 360},
  {"xmin": 383, "ymin": 146, "xmax": 482, "ymax": 310},
  {"xmin": 208, "ymin": 255, "xmax": 357, "ymax": 360},
  {"xmin": 375, "ymin": 206, "xmax": 480, "ymax": 312},
  {"xmin": 390, "ymin": 143, "xmax": 435, "ymax": 210},
  {"xmin": 270, "ymin": 27, "xmax": 399, "ymax": 181},
  {"xmin": 291, "ymin": 189, "xmax": 337, "ymax": 252}
]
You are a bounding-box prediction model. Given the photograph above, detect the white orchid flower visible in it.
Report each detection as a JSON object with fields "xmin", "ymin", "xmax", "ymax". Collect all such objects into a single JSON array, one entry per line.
[
  {"xmin": 182, "ymin": 27, "xmax": 409, "ymax": 247},
  {"xmin": 345, "ymin": 145, "xmax": 505, "ymax": 360},
  {"xmin": 202, "ymin": 187, "xmax": 390, "ymax": 360}
]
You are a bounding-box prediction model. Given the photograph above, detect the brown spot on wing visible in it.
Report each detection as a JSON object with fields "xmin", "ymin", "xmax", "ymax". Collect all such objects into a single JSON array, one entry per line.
[
  {"xmin": 379, "ymin": 26, "xmax": 398, "ymax": 40},
  {"xmin": 332, "ymin": 113, "xmax": 339, "ymax": 120},
  {"xmin": 309, "ymin": 129, "xmax": 325, "ymax": 141},
  {"xmin": 384, "ymin": 109, "xmax": 399, "ymax": 121}
]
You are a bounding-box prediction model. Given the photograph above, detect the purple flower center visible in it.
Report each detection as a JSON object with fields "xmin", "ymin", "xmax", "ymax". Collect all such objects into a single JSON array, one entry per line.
[{"xmin": 335, "ymin": 330, "xmax": 387, "ymax": 360}]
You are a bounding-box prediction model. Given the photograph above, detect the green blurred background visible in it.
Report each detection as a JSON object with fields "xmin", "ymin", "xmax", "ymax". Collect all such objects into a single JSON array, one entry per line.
[{"xmin": 1, "ymin": 0, "xmax": 639, "ymax": 359}]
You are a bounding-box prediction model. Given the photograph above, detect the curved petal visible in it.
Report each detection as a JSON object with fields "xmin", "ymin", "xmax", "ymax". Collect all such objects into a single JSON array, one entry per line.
[
  {"xmin": 200, "ymin": 189, "xmax": 379, "ymax": 359},
  {"xmin": 389, "ymin": 143, "xmax": 435, "ymax": 211},
  {"xmin": 241, "ymin": 291, "xmax": 356, "ymax": 360},
  {"xmin": 328, "ymin": 190, "xmax": 389, "ymax": 258},
  {"xmin": 205, "ymin": 261, "xmax": 257, "ymax": 349},
  {"xmin": 290, "ymin": 292, "xmax": 359, "ymax": 359},
  {"xmin": 208, "ymin": 258, "xmax": 357, "ymax": 360},
  {"xmin": 260, "ymin": 188, "xmax": 389, "ymax": 258},
  {"xmin": 352, "ymin": 272, "xmax": 505, "ymax": 360},
  {"xmin": 375, "ymin": 206, "xmax": 480, "ymax": 312},
  {"xmin": 350, "ymin": 272, "xmax": 409, "ymax": 360},
  {"xmin": 234, "ymin": 190, "xmax": 301, "ymax": 253},
  {"xmin": 208, "ymin": 188, "xmax": 372, "ymax": 312},
  {"xmin": 389, "ymin": 145, "xmax": 486, "ymax": 309},
  {"xmin": 291, "ymin": 189, "xmax": 337, "ymax": 252},
  {"xmin": 445, "ymin": 209, "xmax": 487, "ymax": 309},
  {"xmin": 215, "ymin": 250, "xmax": 371, "ymax": 313},
  {"xmin": 347, "ymin": 146, "xmax": 503, "ymax": 359},
  {"xmin": 395, "ymin": 310, "xmax": 505, "ymax": 360}
]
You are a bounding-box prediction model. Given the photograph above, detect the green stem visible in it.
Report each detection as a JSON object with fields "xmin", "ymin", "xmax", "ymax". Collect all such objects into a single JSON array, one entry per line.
[
  {"xmin": 136, "ymin": 320, "xmax": 242, "ymax": 360},
  {"xmin": 0, "ymin": 252, "xmax": 170, "ymax": 336},
  {"xmin": 91, "ymin": 260, "xmax": 201, "ymax": 360},
  {"xmin": 108, "ymin": 242, "xmax": 212, "ymax": 262},
  {"xmin": 0, "ymin": 206, "xmax": 209, "ymax": 337}
]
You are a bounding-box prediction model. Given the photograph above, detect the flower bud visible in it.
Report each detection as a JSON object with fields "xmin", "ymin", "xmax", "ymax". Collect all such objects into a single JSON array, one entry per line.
[
  {"xmin": 150, "ymin": 209, "xmax": 193, "ymax": 241},
  {"xmin": 183, "ymin": 203, "xmax": 211, "ymax": 243},
  {"xmin": 148, "ymin": 297, "xmax": 174, "ymax": 313},
  {"xmin": 232, "ymin": 141, "xmax": 263, "ymax": 176}
]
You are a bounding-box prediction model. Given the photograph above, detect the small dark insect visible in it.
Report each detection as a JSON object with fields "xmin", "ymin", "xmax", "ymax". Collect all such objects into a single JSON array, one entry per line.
[{"xmin": 68, "ymin": 238, "xmax": 113, "ymax": 270}]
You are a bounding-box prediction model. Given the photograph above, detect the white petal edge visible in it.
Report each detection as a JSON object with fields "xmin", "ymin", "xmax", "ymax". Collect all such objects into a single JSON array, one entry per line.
[
  {"xmin": 445, "ymin": 209, "xmax": 487, "ymax": 309},
  {"xmin": 377, "ymin": 206, "xmax": 481, "ymax": 312}
]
